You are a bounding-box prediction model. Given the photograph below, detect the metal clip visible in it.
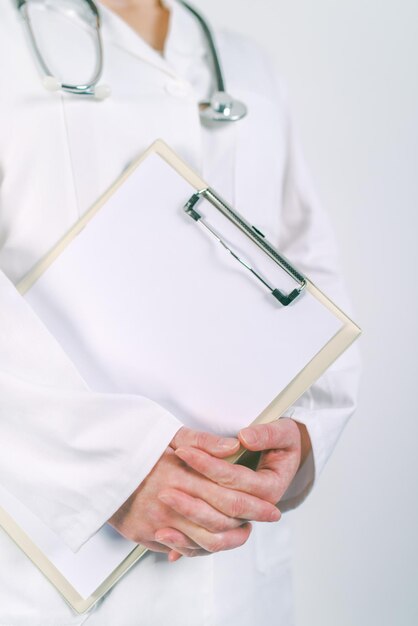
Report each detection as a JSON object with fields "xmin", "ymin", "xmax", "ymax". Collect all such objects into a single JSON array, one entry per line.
[{"xmin": 183, "ymin": 189, "xmax": 306, "ymax": 306}]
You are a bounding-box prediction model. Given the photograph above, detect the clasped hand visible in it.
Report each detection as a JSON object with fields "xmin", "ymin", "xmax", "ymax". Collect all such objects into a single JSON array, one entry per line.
[{"xmin": 108, "ymin": 419, "xmax": 308, "ymax": 561}]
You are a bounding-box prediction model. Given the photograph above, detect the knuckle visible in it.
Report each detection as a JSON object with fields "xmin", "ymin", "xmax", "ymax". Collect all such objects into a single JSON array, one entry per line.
[
  {"xmin": 196, "ymin": 431, "xmax": 210, "ymax": 450},
  {"xmin": 220, "ymin": 516, "xmax": 236, "ymax": 531},
  {"xmin": 212, "ymin": 516, "xmax": 232, "ymax": 532},
  {"xmin": 220, "ymin": 470, "xmax": 237, "ymax": 489},
  {"xmin": 230, "ymin": 494, "xmax": 246, "ymax": 518},
  {"xmin": 269, "ymin": 476, "xmax": 282, "ymax": 503},
  {"xmin": 176, "ymin": 495, "xmax": 193, "ymax": 517},
  {"xmin": 151, "ymin": 504, "xmax": 168, "ymax": 526},
  {"xmin": 264, "ymin": 423, "xmax": 277, "ymax": 447},
  {"xmin": 124, "ymin": 527, "xmax": 144, "ymax": 544},
  {"xmin": 186, "ymin": 502, "xmax": 198, "ymax": 519}
]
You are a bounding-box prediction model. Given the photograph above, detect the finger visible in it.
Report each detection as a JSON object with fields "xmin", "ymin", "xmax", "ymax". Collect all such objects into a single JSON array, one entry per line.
[
  {"xmin": 154, "ymin": 528, "xmax": 207, "ymax": 558},
  {"xmin": 173, "ymin": 519, "xmax": 253, "ymax": 554},
  {"xmin": 202, "ymin": 483, "xmax": 281, "ymax": 522},
  {"xmin": 256, "ymin": 448, "xmax": 301, "ymax": 501},
  {"xmin": 171, "ymin": 426, "xmax": 240, "ymax": 458},
  {"xmin": 158, "ymin": 488, "xmax": 244, "ymax": 532},
  {"xmin": 154, "ymin": 527, "xmax": 201, "ymax": 551},
  {"xmin": 178, "ymin": 472, "xmax": 281, "ymax": 522},
  {"xmin": 169, "ymin": 454, "xmax": 281, "ymax": 522},
  {"xmin": 239, "ymin": 418, "xmax": 300, "ymax": 453},
  {"xmin": 139, "ymin": 540, "xmax": 171, "ymax": 554},
  {"xmin": 174, "ymin": 447, "xmax": 279, "ymax": 502},
  {"xmin": 168, "ymin": 546, "xmax": 209, "ymax": 560},
  {"xmin": 168, "ymin": 548, "xmax": 208, "ymax": 560}
]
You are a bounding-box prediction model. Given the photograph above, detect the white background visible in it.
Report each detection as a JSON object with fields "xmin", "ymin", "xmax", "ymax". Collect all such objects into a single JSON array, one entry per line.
[{"xmin": 196, "ymin": 1, "xmax": 418, "ymax": 624}]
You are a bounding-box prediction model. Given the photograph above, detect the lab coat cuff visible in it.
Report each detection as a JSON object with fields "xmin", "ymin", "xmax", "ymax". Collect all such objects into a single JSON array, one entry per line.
[
  {"xmin": 278, "ymin": 407, "xmax": 327, "ymax": 512},
  {"xmin": 59, "ymin": 412, "xmax": 183, "ymax": 553}
]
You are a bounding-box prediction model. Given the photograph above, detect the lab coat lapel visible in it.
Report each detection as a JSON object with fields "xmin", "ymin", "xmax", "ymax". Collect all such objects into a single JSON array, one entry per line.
[
  {"xmin": 59, "ymin": 1, "xmax": 208, "ymax": 218},
  {"xmin": 99, "ymin": 4, "xmax": 174, "ymax": 78}
]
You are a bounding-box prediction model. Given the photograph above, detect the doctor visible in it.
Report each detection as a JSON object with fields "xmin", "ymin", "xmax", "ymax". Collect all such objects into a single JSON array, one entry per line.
[{"xmin": 0, "ymin": 0, "xmax": 360, "ymax": 624}]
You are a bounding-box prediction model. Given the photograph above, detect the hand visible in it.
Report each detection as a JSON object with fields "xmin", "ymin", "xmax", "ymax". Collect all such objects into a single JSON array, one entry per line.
[
  {"xmin": 172, "ymin": 418, "xmax": 310, "ymax": 514},
  {"xmin": 238, "ymin": 418, "xmax": 311, "ymax": 499},
  {"xmin": 107, "ymin": 427, "xmax": 280, "ymax": 560},
  {"xmin": 161, "ymin": 419, "xmax": 310, "ymax": 561}
]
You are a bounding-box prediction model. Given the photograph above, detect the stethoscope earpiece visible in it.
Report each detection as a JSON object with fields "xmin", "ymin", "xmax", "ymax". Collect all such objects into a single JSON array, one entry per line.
[
  {"xmin": 93, "ymin": 84, "xmax": 112, "ymax": 100},
  {"xmin": 42, "ymin": 74, "xmax": 111, "ymax": 100},
  {"xmin": 42, "ymin": 75, "xmax": 61, "ymax": 92}
]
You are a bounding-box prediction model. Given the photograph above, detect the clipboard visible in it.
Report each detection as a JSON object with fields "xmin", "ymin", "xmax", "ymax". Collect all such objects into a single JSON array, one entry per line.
[{"xmin": 0, "ymin": 139, "xmax": 361, "ymax": 614}]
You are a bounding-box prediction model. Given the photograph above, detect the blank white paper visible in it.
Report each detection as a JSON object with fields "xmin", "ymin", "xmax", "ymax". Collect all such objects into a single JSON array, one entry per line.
[
  {"xmin": 0, "ymin": 482, "xmax": 137, "ymax": 599},
  {"xmin": 6, "ymin": 150, "xmax": 342, "ymax": 598}
]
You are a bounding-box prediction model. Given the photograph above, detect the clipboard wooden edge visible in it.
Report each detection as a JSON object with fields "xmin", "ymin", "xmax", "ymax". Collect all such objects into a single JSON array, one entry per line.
[
  {"xmin": 0, "ymin": 504, "xmax": 148, "ymax": 614},
  {"xmin": 3, "ymin": 138, "xmax": 361, "ymax": 614}
]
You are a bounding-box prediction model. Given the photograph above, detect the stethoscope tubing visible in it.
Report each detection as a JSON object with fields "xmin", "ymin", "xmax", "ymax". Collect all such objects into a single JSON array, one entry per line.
[
  {"xmin": 177, "ymin": 0, "xmax": 225, "ymax": 93},
  {"xmin": 16, "ymin": 0, "xmax": 247, "ymax": 120},
  {"xmin": 18, "ymin": 0, "xmax": 104, "ymax": 95}
]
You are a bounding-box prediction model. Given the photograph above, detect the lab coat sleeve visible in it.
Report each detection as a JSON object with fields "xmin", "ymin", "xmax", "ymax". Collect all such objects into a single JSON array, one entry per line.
[
  {"xmin": 0, "ymin": 269, "xmax": 183, "ymax": 553},
  {"xmin": 273, "ymin": 81, "xmax": 362, "ymax": 511}
]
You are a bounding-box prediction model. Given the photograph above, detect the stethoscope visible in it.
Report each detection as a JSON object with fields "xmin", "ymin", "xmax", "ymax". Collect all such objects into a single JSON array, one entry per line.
[{"xmin": 15, "ymin": 0, "xmax": 248, "ymax": 122}]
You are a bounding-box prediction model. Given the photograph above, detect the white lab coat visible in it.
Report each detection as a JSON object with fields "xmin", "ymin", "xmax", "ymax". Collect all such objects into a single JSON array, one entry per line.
[{"xmin": 0, "ymin": 1, "xmax": 360, "ymax": 625}]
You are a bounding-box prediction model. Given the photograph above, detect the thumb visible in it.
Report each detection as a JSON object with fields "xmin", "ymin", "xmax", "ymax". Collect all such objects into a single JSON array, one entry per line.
[
  {"xmin": 170, "ymin": 426, "xmax": 240, "ymax": 458},
  {"xmin": 238, "ymin": 419, "xmax": 298, "ymax": 452}
]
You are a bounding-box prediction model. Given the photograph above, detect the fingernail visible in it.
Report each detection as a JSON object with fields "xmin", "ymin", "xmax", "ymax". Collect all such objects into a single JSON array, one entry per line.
[
  {"xmin": 217, "ymin": 438, "xmax": 239, "ymax": 450},
  {"xmin": 240, "ymin": 428, "xmax": 257, "ymax": 445},
  {"xmin": 270, "ymin": 508, "xmax": 280, "ymax": 522},
  {"xmin": 155, "ymin": 531, "xmax": 171, "ymax": 543}
]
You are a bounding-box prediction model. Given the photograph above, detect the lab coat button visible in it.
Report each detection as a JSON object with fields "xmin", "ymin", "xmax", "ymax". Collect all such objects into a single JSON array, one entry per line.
[{"xmin": 164, "ymin": 79, "xmax": 192, "ymax": 98}]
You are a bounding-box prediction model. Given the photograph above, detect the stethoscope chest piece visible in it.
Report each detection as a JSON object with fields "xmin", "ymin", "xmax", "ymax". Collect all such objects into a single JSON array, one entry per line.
[{"xmin": 200, "ymin": 91, "xmax": 247, "ymax": 123}]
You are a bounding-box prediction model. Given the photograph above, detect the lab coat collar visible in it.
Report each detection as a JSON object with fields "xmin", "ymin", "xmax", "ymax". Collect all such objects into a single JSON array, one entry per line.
[{"xmin": 98, "ymin": 0, "xmax": 208, "ymax": 80}]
